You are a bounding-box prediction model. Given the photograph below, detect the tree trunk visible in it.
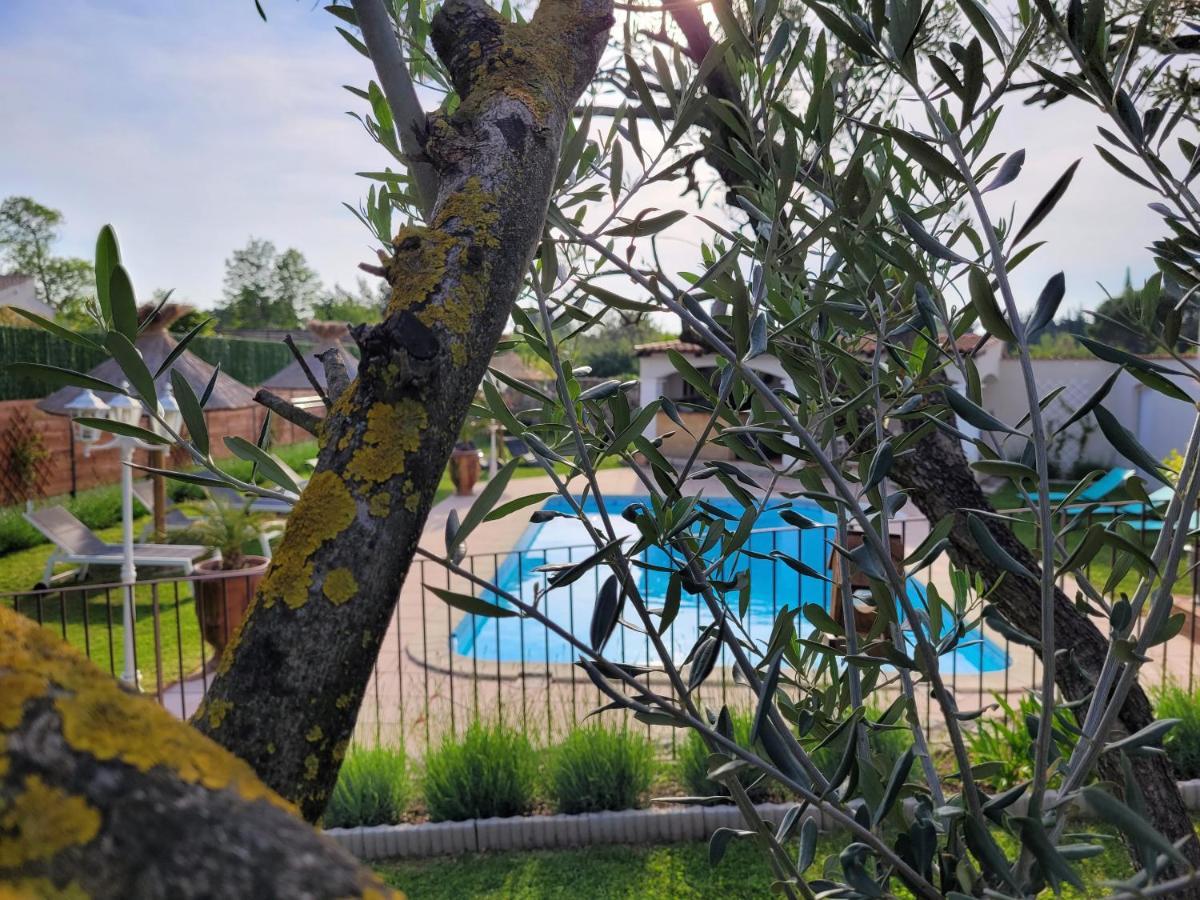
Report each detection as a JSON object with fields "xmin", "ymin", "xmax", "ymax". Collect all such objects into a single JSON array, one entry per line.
[
  {"xmin": 191, "ymin": 0, "xmax": 614, "ymax": 822},
  {"xmin": 889, "ymin": 419, "xmax": 1200, "ymax": 876},
  {"xmin": 0, "ymin": 606, "xmax": 395, "ymax": 898}
]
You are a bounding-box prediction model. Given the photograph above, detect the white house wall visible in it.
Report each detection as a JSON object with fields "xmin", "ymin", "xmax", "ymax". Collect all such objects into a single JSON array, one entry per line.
[
  {"xmin": 639, "ymin": 346, "xmax": 1200, "ymax": 479},
  {"xmin": 981, "ymin": 357, "xmax": 1200, "ymax": 476}
]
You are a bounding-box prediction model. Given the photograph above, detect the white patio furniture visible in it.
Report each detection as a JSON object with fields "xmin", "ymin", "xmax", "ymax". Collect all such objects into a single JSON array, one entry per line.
[{"xmin": 25, "ymin": 505, "xmax": 208, "ymax": 588}]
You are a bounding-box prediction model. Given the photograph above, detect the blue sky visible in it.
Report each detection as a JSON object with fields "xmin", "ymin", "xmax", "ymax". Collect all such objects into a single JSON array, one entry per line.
[{"xmin": 0, "ymin": 0, "xmax": 1167, "ymax": 317}]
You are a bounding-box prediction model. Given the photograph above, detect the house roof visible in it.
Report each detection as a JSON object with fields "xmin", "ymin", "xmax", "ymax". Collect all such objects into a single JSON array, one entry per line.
[
  {"xmin": 0, "ymin": 274, "xmax": 34, "ymax": 291},
  {"xmin": 635, "ymin": 339, "xmax": 708, "ymax": 356},
  {"xmin": 39, "ymin": 304, "xmax": 256, "ymax": 415},
  {"xmin": 261, "ymin": 320, "xmax": 360, "ymax": 390},
  {"xmin": 636, "ymin": 333, "xmax": 985, "ymax": 357}
]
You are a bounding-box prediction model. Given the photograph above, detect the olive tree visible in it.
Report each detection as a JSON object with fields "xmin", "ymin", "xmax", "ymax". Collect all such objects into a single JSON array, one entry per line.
[{"xmin": 7, "ymin": 0, "xmax": 1200, "ymax": 896}]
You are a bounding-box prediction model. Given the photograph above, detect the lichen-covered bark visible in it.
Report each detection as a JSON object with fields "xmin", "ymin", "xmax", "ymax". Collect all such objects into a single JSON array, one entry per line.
[
  {"xmin": 0, "ymin": 606, "xmax": 398, "ymax": 899},
  {"xmin": 192, "ymin": 0, "xmax": 613, "ymax": 821}
]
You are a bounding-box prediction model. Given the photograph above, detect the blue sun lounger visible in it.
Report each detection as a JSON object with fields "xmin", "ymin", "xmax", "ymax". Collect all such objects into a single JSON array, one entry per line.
[
  {"xmin": 1088, "ymin": 484, "xmax": 1175, "ymax": 517},
  {"xmin": 1034, "ymin": 467, "xmax": 1134, "ymax": 505}
]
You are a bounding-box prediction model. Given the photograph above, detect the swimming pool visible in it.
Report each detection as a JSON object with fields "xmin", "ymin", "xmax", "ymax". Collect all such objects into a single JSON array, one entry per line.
[{"xmin": 452, "ymin": 495, "xmax": 1009, "ymax": 674}]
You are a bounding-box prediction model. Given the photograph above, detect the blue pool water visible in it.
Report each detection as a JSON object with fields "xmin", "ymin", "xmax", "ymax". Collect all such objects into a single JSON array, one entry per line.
[{"xmin": 452, "ymin": 495, "xmax": 1009, "ymax": 674}]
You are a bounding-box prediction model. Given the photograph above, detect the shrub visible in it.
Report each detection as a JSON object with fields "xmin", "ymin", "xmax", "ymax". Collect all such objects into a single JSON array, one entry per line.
[
  {"xmin": 67, "ymin": 485, "xmax": 126, "ymax": 530},
  {"xmin": 1154, "ymin": 681, "xmax": 1200, "ymax": 780},
  {"xmin": 547, "ymin": 725, "xmax": 654, "ymax": 814},
  {"xmin": 323, "ymin": 744, "xmax": 411, "ymax": 828},
  {"xmin": 678, "ymin": 709, "xmax": 781, "ymax": 803},
  {"xmin": 963, "ymin": 694, "xmax": 1078, "ymax": 791},
  {"xmin": 422, "ymin": 721, "xmax": 538, "ymax": 821},
  {"xmin": 809, "ymin": 706, "xmax": 914, "ymax": 785},
  {"xmin": 0, "ymin": 507, "xmax": 42, "ymax": 555}
]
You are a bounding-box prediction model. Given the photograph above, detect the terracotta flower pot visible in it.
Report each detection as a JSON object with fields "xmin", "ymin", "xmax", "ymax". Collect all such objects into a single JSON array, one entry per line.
[
  {"xmin": 194, "ymin": 556, "xmax": 268, "ymax": 658},
  {"xmin": 829, "ymin": 531, "xmax": 905, "ymax": 640},
  {"xmin": 449, "ymin": 444, "xmax": 481, "ymax": 496}
]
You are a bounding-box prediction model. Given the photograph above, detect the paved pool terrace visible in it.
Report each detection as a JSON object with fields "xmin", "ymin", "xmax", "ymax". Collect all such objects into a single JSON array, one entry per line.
[
  {"xmin": 161, "ymin": 464, "xmax": 1200, "ymax": 754},
  {"xmin": 350, "ymin": 465, "xmax": 1047, "ymax": 752}
]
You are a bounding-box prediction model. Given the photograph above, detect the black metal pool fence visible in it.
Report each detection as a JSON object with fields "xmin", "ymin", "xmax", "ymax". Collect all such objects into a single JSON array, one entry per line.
[{"xmin": 5, "ymin": 509, "xmax": 1198, "ymax": 755}]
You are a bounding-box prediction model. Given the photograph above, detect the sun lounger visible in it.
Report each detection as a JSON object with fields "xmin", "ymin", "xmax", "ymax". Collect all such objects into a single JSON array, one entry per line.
[
  {"xmin": 504, "ymin": 436, "xmax": 538, "ymax": 465},
  {"xmin": 1033, "ymin": 467, "xmax": 1134, "ymax": 504},
  {"xmin": 25, "ymin": 505, "xmax": 208, "ymax": 587}
]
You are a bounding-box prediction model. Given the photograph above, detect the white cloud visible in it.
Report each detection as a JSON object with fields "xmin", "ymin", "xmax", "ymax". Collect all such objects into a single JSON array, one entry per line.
[{"xmin": 0, "ymin": 0, "xmax": 392, "ymax": 306}]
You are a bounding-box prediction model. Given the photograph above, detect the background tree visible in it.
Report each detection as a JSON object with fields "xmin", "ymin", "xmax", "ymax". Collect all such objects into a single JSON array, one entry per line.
[
  {"xmin": 1087, "ymin": 272, "xmax": 1197, "ymax": 353},
  {"xmin": 0, "ymin": 195, "xmax": 95, "ymax": 325},
  {"xmin": 217, "ymin": 238, "xmax": 322, "ymax": 329},
  {"xmin": 563, "ymin": 312, "xmax": 672, "ymax": 378},
  {"xmin": 312, "ymin": 276, "xmax": 387, "ymax": 325}
]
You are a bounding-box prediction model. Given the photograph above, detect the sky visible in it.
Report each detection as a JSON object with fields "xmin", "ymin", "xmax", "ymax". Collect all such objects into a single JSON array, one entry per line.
[{"xmin": 0, "ymin": 0, "xmax": 1170, "ymax": 319}]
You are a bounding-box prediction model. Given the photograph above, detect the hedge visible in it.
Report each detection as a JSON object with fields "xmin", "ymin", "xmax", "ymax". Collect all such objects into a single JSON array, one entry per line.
[{"xmin": 0, "ymin": 325, "xmax": 302, "ymax": 400}]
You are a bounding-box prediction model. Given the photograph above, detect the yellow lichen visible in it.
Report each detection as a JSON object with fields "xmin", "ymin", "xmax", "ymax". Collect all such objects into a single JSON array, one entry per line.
[
  {"xmin": 0, "ymin": 776, "xmax": 100, "ymax": 869},
  {"xmin": 306, "ymin": 725, "xmax": 323, "ymax": 743},
  {"xmin": 368, "ymin": 492, "xmax": 391, "ymax": 518},
  {"xmin": 205, "ymin": 698, "xmax": 234, "ymax": 730},
  {"xmin": 385, "ymin": 227, "xmax": 456, "ymax": 318},
  {"xmin": 430, "ymin": 177, "xmax": 499, "ymax": 243},
  {"xmin": 216, "ymin": 612, "xmax": 251, "ymax": 678},
  {"xmin": 405, "ymin": 493, "xmax": 421, "ymax": 513},
  {"xmin": 0, "ymin": 607, "xmax": 292, "ymax": 817},
  {"xmin": 335, "ymin": 693, "xmax": 353, "ymax": 710},
  {"xmin": 303, "ymin": 754, "xmax": 319, "ymax": 781},
  {"xmin": 0, "ymin": 671, "xmax": 47, "ymax": 731},
  {"xmin": 332, "ymin": 739, "xmax": 350, "ymax": 762},
  {"xmin": 0, "ymin": 878, "xmax": 88, "ymax": 899},
  {"xmin": 268, "ymin": 742, "xmax": 277, "ymax": 754},
  {"xmin": 258, "ymin": 471, "xmax": 357, "ymax": 610},
  {"xmin": 344, "ymin": 400, "xmax": 427, "ymax": 486},
  {"xmin": 322, "ymin": 567, "xmax": 359, "ymax": 606},
  {"xmin": 362, "ymin": 630, "xmax": 373, "ymax": 649}
]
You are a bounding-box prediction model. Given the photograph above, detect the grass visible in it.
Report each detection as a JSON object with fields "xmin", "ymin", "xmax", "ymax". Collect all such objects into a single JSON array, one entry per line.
[
  {"xmin": 0, "ymin": 451, "xmax": 628, "ymax": 691},
  {"xmin": 986, "ymin": 481, "xmax": 1155, "ymax": 598},
  {"xmin": 374, "ymin": 827, "xmax": 1134, "ymax": 899},
  {"xmin": 1, "ymin": 516, "xmax": 210, "ymax": 688}
]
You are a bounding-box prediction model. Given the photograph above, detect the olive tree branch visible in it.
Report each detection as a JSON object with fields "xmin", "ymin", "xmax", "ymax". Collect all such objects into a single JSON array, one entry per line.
[{"xmin": 350, "ymin": 0, "xmax": 440, "ymax": 219}]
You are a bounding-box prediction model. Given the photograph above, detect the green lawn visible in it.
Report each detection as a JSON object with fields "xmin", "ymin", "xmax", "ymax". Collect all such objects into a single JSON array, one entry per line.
[
  {"xmin": 375, "ymin": 828, "xmax": 1133, "ymax": 899},
  {"xmin": 0, "ymin": 450, "xmax": 621, "ymax": 689},
  {"xmin": 986, "ymin": 482, "xmax": 1162, "ymax": 599},
  {"xmin": 0, "ymin": 516, "xmax": 211, "ymax": 688}
]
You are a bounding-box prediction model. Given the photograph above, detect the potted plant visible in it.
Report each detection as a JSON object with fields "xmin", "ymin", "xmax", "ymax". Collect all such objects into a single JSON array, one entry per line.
[
  {"xmin": 182, "ymin": 497, "xmax": 270, "ymax": 659},
  {"xmin": 448, "ymin": 440, "xmax": 482, "ymax": 496}
]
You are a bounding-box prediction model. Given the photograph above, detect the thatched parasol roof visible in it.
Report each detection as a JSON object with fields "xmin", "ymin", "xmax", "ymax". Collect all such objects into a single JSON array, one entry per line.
[
  {"xmin": 261, "ymin": 320, "xmax": 359, "ymax": 391},
  {"xmin": 38, "ymin": 304, "xmax": 257, "ymax": 415}
]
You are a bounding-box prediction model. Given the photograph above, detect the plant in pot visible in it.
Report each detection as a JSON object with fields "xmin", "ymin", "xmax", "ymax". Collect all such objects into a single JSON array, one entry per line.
[
  {"xmin": 181, "ymin": 496, "xmax": 271, "ymax": 662},
  {"xmin": 448, "ymin": 440, "xmax": 482, "ymax": 496}
]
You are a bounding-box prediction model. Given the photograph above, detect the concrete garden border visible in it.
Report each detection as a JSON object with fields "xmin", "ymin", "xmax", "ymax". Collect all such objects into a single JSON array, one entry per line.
[{"xmin": 326, "ymin": 781, "xmax": 1200, "ymax": 861}]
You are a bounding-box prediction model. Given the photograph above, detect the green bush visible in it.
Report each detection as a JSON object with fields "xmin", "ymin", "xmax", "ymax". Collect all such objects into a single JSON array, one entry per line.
[
  {"xmin": 678, "ymin": 709, "xmax": 781, "ymax": 803},
  {"xmin": 963, "ymin": 694, "xmax": 1078, "ymax": 791},
  {"xmin": 324, "ymin": 744, "xmax": 411, "ymax": 828},
  {"xmin": 422, "ymin": 721, "xmax": 538, "ymax": 821},
  {"xmin": 0, "ymin": 507, "xmax": 43, "ymax": 555},
  {"xmin": 0, "ymin": 484, "xmax": 138, "ymax": 556},
  {"xmin": 0, "ymin": 441, "xmax": 320, "ymax": 555},
  {"xmin": 808, "ymin": 706, "xmax": 914, "ymax": 785},
  {"xmin": 68, "ymin": 485, "xmax": 126, "ymax": 530},
  {"xmin": 547, "ymin": 725, "xmax": 654, "ymax": 814},
  {"xmin": 1154, "ymin": 681, "xmax": 1200, "ymax": 780}
]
